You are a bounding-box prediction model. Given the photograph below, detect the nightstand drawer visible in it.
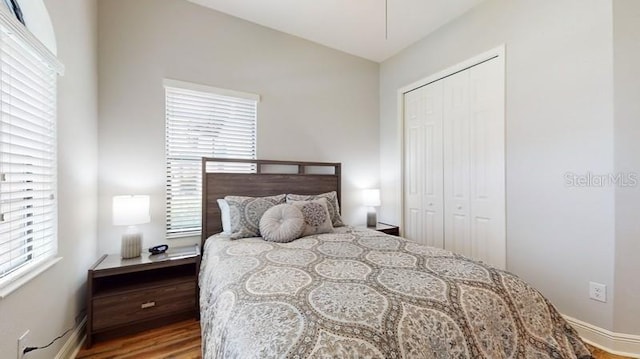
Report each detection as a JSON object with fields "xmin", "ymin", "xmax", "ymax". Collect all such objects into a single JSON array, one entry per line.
[{"xmin": 93, "ymin": 281, "xmax": 195, "ymax": 330}]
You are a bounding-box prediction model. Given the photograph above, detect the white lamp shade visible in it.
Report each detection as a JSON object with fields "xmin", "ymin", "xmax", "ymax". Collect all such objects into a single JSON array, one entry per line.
[
  {"xmin": 112, "ymin": 195, "xmax": 151, "ymax": 226},
  {"xmin": 362, "ymin": 189, "xmax": 381, "ymax": 207}
]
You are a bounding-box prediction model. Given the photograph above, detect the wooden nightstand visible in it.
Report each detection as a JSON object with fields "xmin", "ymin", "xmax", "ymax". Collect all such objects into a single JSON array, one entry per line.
[
  {"xmin": 86, "ymin": 244, "xmax": 200, "ymax": 348},
  {"xmin": 368, "ymin": 222, "xmax": 400, "ymax": 236}
]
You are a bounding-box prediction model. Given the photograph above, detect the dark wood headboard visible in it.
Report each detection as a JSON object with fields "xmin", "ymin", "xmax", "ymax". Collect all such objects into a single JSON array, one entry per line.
[{"xmin": 201, "ymin": 158, "xmax": 341, "ymax": 247}]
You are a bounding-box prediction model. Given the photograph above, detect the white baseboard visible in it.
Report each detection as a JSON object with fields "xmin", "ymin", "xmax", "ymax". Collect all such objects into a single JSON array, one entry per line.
[
  {"xmin": 564, "ymin": 315, "xmax": 640, "ymax": 358},
  {"xmin": 55, "ymin": 316, "xmax": 86, "ymax": 359}
]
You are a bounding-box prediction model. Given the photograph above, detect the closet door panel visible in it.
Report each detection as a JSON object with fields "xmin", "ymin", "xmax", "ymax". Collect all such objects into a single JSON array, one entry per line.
[
  {"xmin": 404, "ymin": 89, "xmax": 424, "ymax": 242},
  {"xmin": 403, "ymin": 83, "xmax": 444, "ymax": 248},
  {"xmin": 422, "ymin": 82, "xmax": 444, "ymax": 248},
  {"xmin": 451, "ymin": 214, "xmax": 471, "ymax": 256},
  {"xmin": 468, "ymin": 58, "xmax": 505, "ymax": 268},
  {"xmin": 443, "ymin": 70, "xmax": 471, "ymax": 255}
]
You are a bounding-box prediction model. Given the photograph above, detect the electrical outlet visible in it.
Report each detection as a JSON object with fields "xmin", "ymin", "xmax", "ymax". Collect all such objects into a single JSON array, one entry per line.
[
  {"xmin": 17, "ymin": 330, "xmax": 30, "ymax": 359},
  {"xmin": 589, "ymin": 282, "xmax": 607, "ymax": 303}
]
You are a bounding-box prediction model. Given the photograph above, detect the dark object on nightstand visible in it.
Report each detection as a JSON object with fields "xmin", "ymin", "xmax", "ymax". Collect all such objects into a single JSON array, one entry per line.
[
  {"xmin": 148, "ymin": 244, "xmax": 168, "ymax": 255},
  {"xmin": 85, "ymin": 244, "xmax": 200, "ymax": 348},
  {"xmin": 368, "ymin": 222, "xmax": 400, "ymax": 236}
]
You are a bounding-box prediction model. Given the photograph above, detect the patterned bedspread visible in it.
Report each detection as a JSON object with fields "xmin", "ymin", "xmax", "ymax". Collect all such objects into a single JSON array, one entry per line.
[{"xmin": 199, "ymin": 227, "xmax": 592, "ymax": 358}]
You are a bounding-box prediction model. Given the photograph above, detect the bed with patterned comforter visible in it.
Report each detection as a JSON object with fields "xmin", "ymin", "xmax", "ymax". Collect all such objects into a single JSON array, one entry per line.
[{"xmin": 199, "ymin": 226, "xmax": 591, "ymax": 359}]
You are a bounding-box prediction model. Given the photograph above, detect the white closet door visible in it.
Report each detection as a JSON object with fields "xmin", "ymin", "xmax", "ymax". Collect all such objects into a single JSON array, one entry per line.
[
  {"xmin": 403, "ymin": 82, "xmax": 444, "ymax": 247},
  {"xmin": 443, "ymin": 57, "xmax": 505, "ymax": 269},
  {"xmin": 403, "ymin": 53, "xmax": 505, "ymax": 269},
  {"xmin": 404, "ymin": 88, "xmax": 424, "ymax": 242},
  {"xmin": 468, "ymin": 58, "xmax": 505, "ymax": 269},
  {"xmin": 443, "ymin": 70, "xmax": 472, "ymax": 257}
]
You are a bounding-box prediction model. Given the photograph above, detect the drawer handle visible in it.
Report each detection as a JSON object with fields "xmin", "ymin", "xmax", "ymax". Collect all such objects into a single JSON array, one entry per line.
[{"xmin": 141, "ymin": 301, "xmax": 156, "ymax": 309}]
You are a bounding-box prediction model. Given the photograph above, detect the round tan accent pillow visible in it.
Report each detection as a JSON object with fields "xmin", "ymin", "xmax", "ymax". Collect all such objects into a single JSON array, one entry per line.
[{"xmin": 259, "ymin": 204, "xmax": 305, "ymax": 243}]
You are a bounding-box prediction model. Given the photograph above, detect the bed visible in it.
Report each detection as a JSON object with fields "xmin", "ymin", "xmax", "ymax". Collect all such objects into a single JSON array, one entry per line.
[{"xmin": 198, "ymin": 158, "xmax": 592, "ymax": 359}]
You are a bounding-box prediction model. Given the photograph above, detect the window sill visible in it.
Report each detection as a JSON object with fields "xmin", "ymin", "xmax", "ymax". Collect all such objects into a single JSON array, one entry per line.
[{"xmin": 0, "ymin": 257, "xmax": 63, "ymax": 300}]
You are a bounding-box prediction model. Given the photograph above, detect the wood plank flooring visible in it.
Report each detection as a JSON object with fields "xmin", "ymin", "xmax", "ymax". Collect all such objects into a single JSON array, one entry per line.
[
  {"xmin": 587, "ymin": 344, "xmax": 634, "ymax": 359},
  {"xmin": 76, "ymin": 320, "xmax": 201, "ymax": 359},
  {"xmin": 77, "ymin": 319, "xmax": 631, "ymax": 359}
]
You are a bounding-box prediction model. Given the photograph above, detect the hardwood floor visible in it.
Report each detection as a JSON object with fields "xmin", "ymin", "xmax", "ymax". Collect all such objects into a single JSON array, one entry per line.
[
  {"xmin": 587, "ymin": 344, "xmax": 634, "ymax": 359},
  {"xmin": 77, "ymin": 319, "xmax": 632, "ymax": 359},
  {"xmin": 76, "ymin": 320, "xmax": 201, "ymax": 359}
]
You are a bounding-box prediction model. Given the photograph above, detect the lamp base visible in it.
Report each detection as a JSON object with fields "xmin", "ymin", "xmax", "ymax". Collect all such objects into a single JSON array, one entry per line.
[
  {"xmin": 121, "ymin": 226, "xmax": 142, "ymax": 259},
  {"xmin": 366, "ymin": 209, "xmax": 377, "ymax": 227}
]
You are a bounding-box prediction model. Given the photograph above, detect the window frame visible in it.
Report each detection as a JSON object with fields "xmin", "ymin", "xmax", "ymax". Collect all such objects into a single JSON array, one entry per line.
[
  {"xmin": 164, "ymin": 79, "xmax": 259, "ymax": 238},
  {"xmin": 0, "ymin": 6, "xmax": 64, "ymax": 297}
]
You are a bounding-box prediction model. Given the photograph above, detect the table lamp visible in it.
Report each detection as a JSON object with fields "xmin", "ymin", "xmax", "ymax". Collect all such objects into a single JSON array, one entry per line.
[
  {"xmin": 113, "ymin": 195, "xmax": 150, "ymax": 259},
  {"xmin": 363, "ymin": 189, "xmax": 381, "ymax": 227}
]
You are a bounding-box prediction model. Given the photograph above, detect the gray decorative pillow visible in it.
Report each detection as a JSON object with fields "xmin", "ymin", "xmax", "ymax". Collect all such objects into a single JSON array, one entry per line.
[
  {"xmin": 225, "ymin": 194, "xmax": 286, "ymax": 239},
  {"xmin": 286, "ymin": 191, "xmax": 344, "ymax": 227},
  {"xmin": 290, "ymin": 198, "xmax": 334, "ymax": 236},
  {"xmin": 259, "ymin": 204, "xmax": 305, "ymax": 243}
]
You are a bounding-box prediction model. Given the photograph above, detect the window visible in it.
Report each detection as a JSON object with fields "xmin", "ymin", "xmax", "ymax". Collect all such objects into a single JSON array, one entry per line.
[
  {"xmin": 164, "ymin": 79, "xmax": 258, "ymax": 238},
  {"xmin": 0, "ymin": 10, "xmax": 63, "ymax": 289}
]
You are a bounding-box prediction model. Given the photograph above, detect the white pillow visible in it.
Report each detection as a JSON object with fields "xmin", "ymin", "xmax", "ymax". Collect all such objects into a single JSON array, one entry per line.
[
  {"xmin": 259, "ymin": 204, "xmax": 305, "ymax": 243},
  {"xmin": 217, "ymin": 199, "xmax": 231, "ymax": 234},
  {"xmin": 289, "ymin": 198, "xmax": 334, "ymax": 236}
]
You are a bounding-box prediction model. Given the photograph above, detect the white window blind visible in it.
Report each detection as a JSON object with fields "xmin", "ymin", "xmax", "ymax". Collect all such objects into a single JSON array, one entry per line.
[
  {"xmin": 0, "ymin": 10, "xmax": 63, "ymax": 286},
  {"xmin": 165, "ymin": 80, "xmax": 258, "ymax": 238}
]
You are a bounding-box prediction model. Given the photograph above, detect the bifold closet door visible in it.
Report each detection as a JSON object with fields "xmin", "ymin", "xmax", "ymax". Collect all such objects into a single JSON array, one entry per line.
[
  {"xmin": 403, "ymin": 56, "xmax": 505, "ymax": 269},
  {"xmin": 403, "ymin": 82, "xmax": 444, "ymax": 248},
  {"xmin": 443, "ymin": 57, "xmax": 505, "ymax": 269}
]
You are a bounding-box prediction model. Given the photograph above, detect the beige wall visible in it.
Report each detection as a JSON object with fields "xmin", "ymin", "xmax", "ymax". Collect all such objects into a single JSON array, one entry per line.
[
  {"xmin": 613, "ymin": 0, "xmax": 640, "ymax": 334},
  {"xmin": 97, "ymin": 0, "xmax": 380, "ymax": 253},
  {"xmin": 380, "ymin": 0, "xmax": 617, "ymax": 331},
  {"xmin": 0, "ymin": 0, "xmax": 98, "ymax": 357},
  {"xmin": 4, "ymin": 2, "xmax": 633, "ymax": 358}
]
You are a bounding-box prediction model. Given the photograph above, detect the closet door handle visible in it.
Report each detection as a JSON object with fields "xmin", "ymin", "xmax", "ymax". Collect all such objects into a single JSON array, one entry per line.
[
  {"xmin": 457, "ymin": 205, "xmax": 463, "ymax": 210},
  {"xmin": 428, "ymin": 202, "xmax": 434, "ymax": 206}
]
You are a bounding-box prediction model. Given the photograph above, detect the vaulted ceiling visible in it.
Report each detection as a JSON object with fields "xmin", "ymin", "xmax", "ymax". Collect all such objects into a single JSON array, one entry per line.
[{"xmin": 186, "ymin": 0, "xmax": 485, "ymax": 62}]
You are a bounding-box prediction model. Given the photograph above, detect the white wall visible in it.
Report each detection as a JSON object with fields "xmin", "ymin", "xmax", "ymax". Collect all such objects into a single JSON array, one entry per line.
[
  {"xmin": 97, "ymin": 0, "xmax": 379, "ymax": 253},
  {"xmin": 613, "ymin": 0, "xmax": 640, "ymax": 334},
  {"xmin": 0, "ymin": 0, "xmax": 98, "ymax": 357},
  {"xmin": 380, "ymin": 0, "xmax": 617, "ymax": 331}
]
